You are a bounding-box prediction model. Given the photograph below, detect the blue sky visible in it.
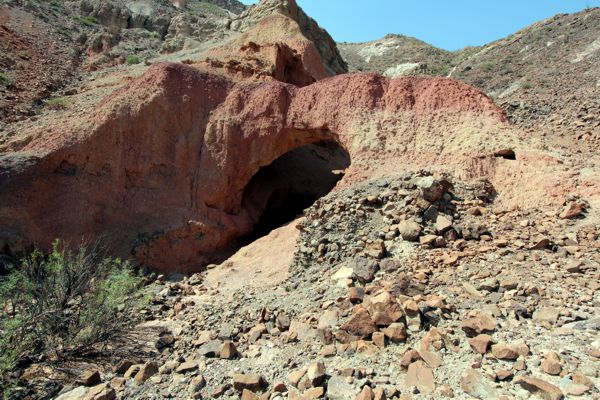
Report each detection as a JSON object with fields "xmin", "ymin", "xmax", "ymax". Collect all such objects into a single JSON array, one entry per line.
[{"xmin": 238, "ymin": 1, "xmax": 599, "ymax": 50}]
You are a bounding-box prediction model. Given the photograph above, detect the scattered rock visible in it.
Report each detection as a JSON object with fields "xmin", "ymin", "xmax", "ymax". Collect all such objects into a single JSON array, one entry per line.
[
  {"xmin": 491, "ymin": 343, "xmax": 519, "ymax": 360},
  {"xmin": 514, "ymin": 375, "xmax": 564, "ymax": 400},
  {"xmin": 134, "ymin": 362, "xmax": 158, "ymax": 385},
  {"xmin": 405, "ymin": 361, "xmax": 435, "ymax": 394},
  {"xmin": 232, "ymin": 374, "xmax": 266, "ymax": 393},
  {"xmin": 460, "ymin": 368, "xmax": 496, "ymax": 399},
  {"xmin": 468, "ymin": 334, "xmax": 493, "ymax": 354},
  {"xmin": 541, "ymin": 352, "xmax": 562, "ymax": 375}
]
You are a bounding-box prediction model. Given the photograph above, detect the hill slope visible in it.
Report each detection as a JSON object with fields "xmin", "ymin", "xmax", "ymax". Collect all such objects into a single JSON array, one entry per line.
[
  {"xmin": 339, "ymin": 8, "xmax": 600, "ymax": 152},
  {"xmin": 338, "ymin": 34, "xmax": 458, "ymax": 77},
  {"xmin": 450, "ymin": 8, "xmax": 600, "ymax": 152}
]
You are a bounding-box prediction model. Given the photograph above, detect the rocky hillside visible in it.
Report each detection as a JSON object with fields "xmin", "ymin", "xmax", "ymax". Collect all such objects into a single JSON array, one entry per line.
[
  {"xmin": 0, "ymin": 1, "xmax": 599, "ymax": 400},
  {"xmin": 338, "ymin": 34, "xmax": 471, "ymax": 77},
  {"xmin": 339, "ymin": 8, "xmax": 600, "ymax": 153},
  {"xmin": 450, "ymin": 8, "xmax": 600, "ymax": 153},
  {"xmin": 0, "ymin": 0, "xmax": 350, "ymax": 124},
  {"xmin": 0, "ymin": 0, "xmax": 246, "ymax": 123}
]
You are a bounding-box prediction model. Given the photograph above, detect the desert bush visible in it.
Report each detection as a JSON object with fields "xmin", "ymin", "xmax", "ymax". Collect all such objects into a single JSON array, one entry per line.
[
  {"xmin": 0, "ymin": 72, "xmax": 11, "ymax": 87},
  {"xmin": 125, "ymin": 55, "xmax": 141, "ymax": 65},
  {"xmin": 44, "ymin": 97, "xmax": 69, "ymax": 110},
  {"xmin": 74, "ymin": 15, "xmax": 99, "ymax": 26},
  {"xmin": 0, "ymin": 241, "xmax": 145, "ymax": 389}
]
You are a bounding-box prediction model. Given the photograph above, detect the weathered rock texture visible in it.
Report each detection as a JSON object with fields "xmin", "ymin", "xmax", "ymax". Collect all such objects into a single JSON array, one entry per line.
[
  {"xmin": 0, "ymin": 59, "xmax": 522, "ymax": 272},
  {"xmin": 231, "ymin": 0, "xmax": 347, "ymax": 75},
  {"xmin": 0, "ymin": 2, "xmax": 590, "ymax": 272}
]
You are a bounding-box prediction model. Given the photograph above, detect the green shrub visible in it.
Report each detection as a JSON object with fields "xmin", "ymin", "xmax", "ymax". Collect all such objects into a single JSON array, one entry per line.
[
  {"xmin": 0, "ymin": 241, "xmax": 145, "ymax": 389},
  {"xmin": 0, "ymin": 72, "xmax": 11, "ymax": 87},
  {"xmin": 125, "ymin": 55, "xmax": 141, "ymax": 65},
  {"xmin": 44, "ymin": 96, "xmax": 69, "ymax": 110},
  {"xmin": 74, "ymin": 15, "xmax": 99, "ymax": 26},
  {"xmin": 522, "ymin": 81, "xmax": 533, "ymax": 90},
  {"xmin": 198, "ymin": 1, "xmax": 222, "ymax": 14}
]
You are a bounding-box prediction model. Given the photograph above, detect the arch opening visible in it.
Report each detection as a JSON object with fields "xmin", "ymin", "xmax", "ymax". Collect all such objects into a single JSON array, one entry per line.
[{"xmin": 239, "ymin": 140, "xmax": 351, "ymax": 244}]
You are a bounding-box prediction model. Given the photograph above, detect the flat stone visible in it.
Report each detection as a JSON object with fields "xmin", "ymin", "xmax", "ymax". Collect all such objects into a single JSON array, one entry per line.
[
  {"xmin": 533, "ymin": 307, "xmax": 559, "ymax": 328},
  {"xmin": 418, "ymin": 234, "xmax": 438, "ymax": 246},
  {"xmin": 232, "ymin": 374, "xmax": 265, "ymax": 393},
  {"xmin": 460, "ymin": 368, "xmax": 496, "ymax": 399},
  {"xmin": 572, "ymin": 370, "xmax": 594, "ymax": 389},
  {"xmin": 419, "ymin": 350, "xmax": 443, "ymax": 368},
  {"xmin": 197, "ymin": 339, "xmax": 223, "ymax": 357},
  {"xmin": 175, "ymin": 361, "xmax": 198, "ymax": 374},
  {"xmin": 288, "ymin": 370, "xmax": 306, "ymax": 387},
  {"xmin": 435, "ymin": 215, "xmax": 453, "ymax": 234},
  {"xmin": 332, "ymin": 266, "xmax": 354, "ymax": 281},
  {"xmin": 326, "ymin": 374, "xmax": 359, "ymax": 400},
  {"xmin": 405, "ymin": 360, "xmax": 435, "ymax": 394},
  {"xmin": 304, "ymin": 386, "xmax": 325, "ymax": 399},
  {"xmin": 514, "ymin": 376, "xmax": 564, "ymax": 400},
  {"xmin": 460, "ymin": 312, "xmax": 496, "ymax": 336},
  {"xmin": 559, "ymin": 378, "xmax": 590, "ymax": 396},
  {"xmin": 495, "ymin": 369, "xmax": 514, "ymax": 381},
  {"xmin": 55, "ymin": 387, "xmax": 89, "ymax": 400}
]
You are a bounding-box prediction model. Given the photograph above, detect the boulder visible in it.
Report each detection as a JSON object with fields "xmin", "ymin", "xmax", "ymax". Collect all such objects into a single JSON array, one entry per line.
[
  {"xmin": 364, "ymin": 291, "xmax": 403, "ymax": 326},
  {"xmin": 398, "ymin": 220, "xmax": 423, "ymax": 242}
]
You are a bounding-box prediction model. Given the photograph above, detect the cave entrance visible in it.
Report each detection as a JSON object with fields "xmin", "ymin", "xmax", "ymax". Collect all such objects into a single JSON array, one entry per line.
[{"xmin": 239, "ymin": 140, "xmax": 350, "ymax": 244}]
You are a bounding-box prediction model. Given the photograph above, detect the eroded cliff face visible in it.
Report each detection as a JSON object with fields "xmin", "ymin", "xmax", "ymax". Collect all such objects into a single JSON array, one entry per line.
[
  {"xmin": 231, "ymin": 0, "xmax": 347, "ymax": 75},
  {"xmin": 0, "ymin": 3, "xmax": 587, "ymax": 272},
  {"xmin": 0, "ymin": 55, "xmax": 525, "ymax": 272}
]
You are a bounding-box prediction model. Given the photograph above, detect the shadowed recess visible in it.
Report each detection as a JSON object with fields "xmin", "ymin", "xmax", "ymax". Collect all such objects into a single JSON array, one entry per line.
[{"xmin": 239, "ymin": 140, "xmax": 351, "ymax": 244}]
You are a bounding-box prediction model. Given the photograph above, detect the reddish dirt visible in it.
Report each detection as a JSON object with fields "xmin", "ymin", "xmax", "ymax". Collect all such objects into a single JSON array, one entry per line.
[{"xmin": 0, "ymin": 5, "xmax": 79, "ymax": 122}]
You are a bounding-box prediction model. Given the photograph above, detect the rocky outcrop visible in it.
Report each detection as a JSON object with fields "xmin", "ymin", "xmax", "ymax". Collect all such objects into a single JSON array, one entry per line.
[
  {"xmin": 202, "ymin": 13, "xmax": 328, "ymax": 85},
  {"xmin": 231, "ymin": 0, "xmax": 347, "ymax": 75},
  {"xmin": 0, "ymin": 57, "xmax": 522, "ymax": 271},
  {"xmin": 338, "ymin": 34, "xmax": 455, "ymax": 77}
]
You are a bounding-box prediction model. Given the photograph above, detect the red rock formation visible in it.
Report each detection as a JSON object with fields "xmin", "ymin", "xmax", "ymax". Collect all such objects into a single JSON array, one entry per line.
[{"xmin": 0, "ymin": 59, "xmax": 520, "ymax": 271}]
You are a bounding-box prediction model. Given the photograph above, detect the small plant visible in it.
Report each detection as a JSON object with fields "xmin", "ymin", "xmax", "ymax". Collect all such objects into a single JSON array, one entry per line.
[
  {"xmin": 482, "ymin": 62, "xmax": 495, "ymax": 72},
  {"xmin": 198, "ymin": 1, "xmax": 222, "ymax": 14},
  {"xmin": 0, "ymin": 72, "xmax": 11, "ymax": 87},
  {"xmin": 0, "ymin": 241, "xmax": 145, "ymax": 390},
  {"xmin": 125, "ymin": 55, "xmax": 141, "ymax": 65},
  {"xmin": 44, "ymin": 96, "xmax": 69, "ymax": 110},
  {"xmin": 74, "ymin": 15, "xmax": 99, "ymax": 26},
  {"xmin": 522, "ymin": 81, "xmax": 533, "ymax": 90}
]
